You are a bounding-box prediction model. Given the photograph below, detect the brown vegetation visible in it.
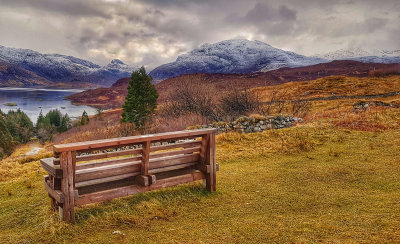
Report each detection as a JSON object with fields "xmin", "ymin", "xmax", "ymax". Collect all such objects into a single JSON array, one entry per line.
[{"xmin": 67, "ymin": 61, "xmax": 400, "ymax": 109}]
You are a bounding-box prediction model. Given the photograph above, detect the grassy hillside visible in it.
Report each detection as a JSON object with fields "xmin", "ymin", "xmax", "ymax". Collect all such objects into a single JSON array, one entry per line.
[
  {"xmin": 1, "ymin": 75, "xmax": 400, "ymax": 242},
  {"xmin": 1, "ymin": 125, "xmax": 400, "ymax": 243}
]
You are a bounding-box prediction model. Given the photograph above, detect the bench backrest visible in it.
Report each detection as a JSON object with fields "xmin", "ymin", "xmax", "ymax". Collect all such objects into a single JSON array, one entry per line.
[{"xmin": 41, "ymin": 128, "xmax": 217, "ymax": 223}]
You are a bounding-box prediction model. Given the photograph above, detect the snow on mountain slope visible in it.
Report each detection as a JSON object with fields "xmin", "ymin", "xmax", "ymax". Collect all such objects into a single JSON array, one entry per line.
[
  {"xmin": 149, "ymin": 39, "xmax": 328, "ymax": 82},
  {"xmin": 0, "ymin": 45, "xmax": 137, "ymax": 87},
  {"xmin": 314, "ymin": 48, "xmax": 400, "ymax": 63}
]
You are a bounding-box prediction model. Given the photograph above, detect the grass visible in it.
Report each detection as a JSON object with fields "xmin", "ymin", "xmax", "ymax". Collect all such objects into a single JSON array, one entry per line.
[{"xmin": 1, "ymin": 126, "xmax": 400, "ymax": 243}]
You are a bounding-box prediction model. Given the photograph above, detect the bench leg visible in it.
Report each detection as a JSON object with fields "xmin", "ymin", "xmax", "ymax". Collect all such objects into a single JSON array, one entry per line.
[
  {"xmin": 59, "ymin": 151, "xmax": 76, "ymax": 223},
  {"xmin": 202, "ymin": 133, "xmax": 216, "ymax": 192}
]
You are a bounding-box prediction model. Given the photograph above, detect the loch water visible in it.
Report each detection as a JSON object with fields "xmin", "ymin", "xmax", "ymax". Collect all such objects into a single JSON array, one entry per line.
[{"xmin": 0, "ymin": 87, "xmax": 97, "ymax": 123}]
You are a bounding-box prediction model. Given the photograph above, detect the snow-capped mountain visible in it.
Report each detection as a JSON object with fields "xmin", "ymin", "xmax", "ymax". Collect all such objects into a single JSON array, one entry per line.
[
  {"xmin": 149, "ymin": 39, "xmax": 328, "ymax": 82},
  {"xmin": 314, "ymin": 48, "xmax": 400, "ymax": 63},
  {"xmin": 0, "ymin": 45, "xmax": 137, "ymax": 87}
]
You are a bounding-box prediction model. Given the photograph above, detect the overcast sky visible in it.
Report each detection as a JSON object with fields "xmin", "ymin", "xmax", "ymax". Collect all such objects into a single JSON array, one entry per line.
[{"xmin": 0, "ymin": 0, "xmax": 399, "ymax": 69}]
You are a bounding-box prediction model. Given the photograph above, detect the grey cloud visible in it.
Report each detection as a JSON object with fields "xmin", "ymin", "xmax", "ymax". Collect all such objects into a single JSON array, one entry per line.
[
  {"xmin": 0, "ymin": 0, "xmax": 399, "ymax": 69},
  {"xmin": 0, "ymin": 0, "xmax": 111, "ymax": 18}
]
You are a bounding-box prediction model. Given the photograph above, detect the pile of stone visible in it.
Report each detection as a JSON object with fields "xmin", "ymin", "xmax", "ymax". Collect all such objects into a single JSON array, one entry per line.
[{"xmin": 187, "ymin": 115, "xmax": 302, "ymax": 133}]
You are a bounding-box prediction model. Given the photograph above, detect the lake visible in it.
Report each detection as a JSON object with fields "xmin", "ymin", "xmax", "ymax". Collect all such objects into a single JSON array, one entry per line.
[{"xmin": 0, "ymin": 87, "xmax": 97, "ymax": 123}]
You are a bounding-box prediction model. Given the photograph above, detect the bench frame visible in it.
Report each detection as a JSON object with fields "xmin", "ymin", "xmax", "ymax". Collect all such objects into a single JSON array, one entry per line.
[{"xmin": 41, "ymin": 129, "xmax": 217, "ymax": 223}]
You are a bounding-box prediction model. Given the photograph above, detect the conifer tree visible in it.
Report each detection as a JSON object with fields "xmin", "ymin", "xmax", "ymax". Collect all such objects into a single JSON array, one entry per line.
[
  {"xmin": 80, "ymin": 110, "xmax": 89, "ymax": 125},
  {"xmin": 121, "ymin": 67, "xmax": 158, "ymax": 128}
]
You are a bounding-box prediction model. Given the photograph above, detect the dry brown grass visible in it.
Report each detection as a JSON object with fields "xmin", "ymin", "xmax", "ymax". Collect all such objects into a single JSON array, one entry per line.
[{"xmin": 254, "ymin": 75, "xmax": 400, "ymax": 102}]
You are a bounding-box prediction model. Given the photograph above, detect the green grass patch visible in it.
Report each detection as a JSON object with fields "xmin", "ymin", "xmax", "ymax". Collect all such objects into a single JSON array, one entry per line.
[{"xmin": 1, "ymin": 127, "xmax": 400, "ymax": 242}]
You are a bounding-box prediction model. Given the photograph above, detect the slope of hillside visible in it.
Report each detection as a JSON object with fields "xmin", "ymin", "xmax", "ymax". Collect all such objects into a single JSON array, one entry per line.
[
  {"xmin": 68, "ymin": 61, "xmax": 400, "ymax": 109},
  {"xmin": 2, "ymin": 126, "xmax": 400, "ymax": 242},
  {"xmin": 0, "ymin": 61, "xmax": 52, "ymax": 87},
  {"xmin": 314, "ymin": 48, "xmax": 400, "ymax": 63},
  {"xmin": 0, "ymin": 45, "xmax": 137, "ymax": 87},
  {"xmin": 149, "ymin": 39, "xmax": 327, "ymax": 82}
]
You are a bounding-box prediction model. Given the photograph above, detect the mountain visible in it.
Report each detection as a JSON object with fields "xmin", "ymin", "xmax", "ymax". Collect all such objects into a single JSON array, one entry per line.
[
  {"xmin": 314, "ymin": 48, "xmax": 400, "ymax": 63},
  {"xmin": 0, "ymin": 60, "xmax": 52, "ymax": 87},
  {"xmin": 68, "ymin": 60, "xmax": 400, "ymax": 109},
  {"xmin": 148, "ymin": 39, "xmax": 328, "ymax": 82},
  {"xmin": 0, "ymin": 45, "xmax": 137, "ymax": 87}
]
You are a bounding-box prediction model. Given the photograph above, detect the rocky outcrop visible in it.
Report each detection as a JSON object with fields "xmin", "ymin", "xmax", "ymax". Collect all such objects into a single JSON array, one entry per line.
[{"xmin": 187, "ymin": 115, "xmax": 302, "ymax": 133}]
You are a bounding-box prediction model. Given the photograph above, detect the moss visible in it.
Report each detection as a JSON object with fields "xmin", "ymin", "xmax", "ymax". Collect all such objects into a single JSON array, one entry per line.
[{"xmin": 3, "ymin": 103, "xmax": 17, "ymax": 106}]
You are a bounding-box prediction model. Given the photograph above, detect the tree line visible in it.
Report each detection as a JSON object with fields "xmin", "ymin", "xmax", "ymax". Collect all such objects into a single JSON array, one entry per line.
[{"xmin": 0, "ymin": 109, "xmax": 90, "ymax": 158}]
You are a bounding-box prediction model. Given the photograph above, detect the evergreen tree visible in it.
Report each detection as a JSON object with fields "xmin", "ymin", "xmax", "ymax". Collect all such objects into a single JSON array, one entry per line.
[
  {"xmin": 0, "ymin": 116, "xmax": 14, "ymax": 157},
  {"xmin": 80, "ymin": 110, "xmax": 89, "ymax": 125},
  {"xmin": 5, "ymin": 109, "xmax": 34, "ymax": 143},
  {"xmin": 45, "ymin": 109, "xmax": 62, "ymax": 127},
  {"xmin": 59, "ymin": 114, "xmax": 71, "ymax": 132},
  {"xmin": 121, "ymin": 67, "xmax": 158, "ymax": 128},
  {"xmin": 36, "ymin": 110, "xmax": 46, "ymax": 126}
]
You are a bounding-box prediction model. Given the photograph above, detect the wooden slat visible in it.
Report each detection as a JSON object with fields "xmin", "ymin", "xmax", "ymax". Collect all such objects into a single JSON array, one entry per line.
[
  {"xmin": 150, "ymin": 140, "xmax": 201, "ymax": 152},
  {"xmin": 76, "ymin": 153, "xmax": 199, "ymax": 184},
  {"xmin": 75, "ymin": 155, "xmax": 142, "ymax": 170},
  {"xmin": 75, "ymin": 171, "xmax": 205, "ymax": 206},
  {"xmin": 149, "ymin": 154, "xmax": 200, "ymax": 169},
  {"xmin": 75, "ymin": 172, "xmax": 139, "ymax": 188},
  {"xmin": 40, "ymin": 158, "xmax": 63, "ymax": 178},
  {"xmin": 149, "ymin": 162, "xmax": 197, "ymax": 174},
  {"xmin": 150, "ymin": 146, "xmax": 200, "ymax": 159},
  {"xmin": 54, "ymin": 129, "xmax": 217, "ymax": 153},
  {"xmin": 44, "ymin": 176, "xmax": 64, "ymax": 203},
  {"xmin": 54, "ymin": 148, "xmax": 143, "ymax": 164},
  {"xmin": 75, "ymin": 161, "xmax": 141, "ymax": 183}
]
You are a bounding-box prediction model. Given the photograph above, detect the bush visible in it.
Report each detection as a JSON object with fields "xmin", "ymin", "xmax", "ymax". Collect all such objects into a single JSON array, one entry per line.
[
  {"xmin": 160, "ymin": 79, "xmax": 261, "ymax": 122},
  {"xmin": 220, "ymin": 87, "xmax": 260, "ymax": 119}
]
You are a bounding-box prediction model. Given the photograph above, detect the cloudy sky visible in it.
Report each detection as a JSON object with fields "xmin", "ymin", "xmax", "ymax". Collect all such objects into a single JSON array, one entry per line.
[{"xmin": 0, "ymin": 0, "xmax": 399, "ymax": 69}]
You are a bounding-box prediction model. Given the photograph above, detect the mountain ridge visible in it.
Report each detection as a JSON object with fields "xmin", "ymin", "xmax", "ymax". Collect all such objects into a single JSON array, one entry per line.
[
  {"xmin": 149, "ymin": 39, "xmax": 328, "ymax": 82},
  {"xmin": 0, "ymin": 45, "xmax": 137, "ymax": 88}
]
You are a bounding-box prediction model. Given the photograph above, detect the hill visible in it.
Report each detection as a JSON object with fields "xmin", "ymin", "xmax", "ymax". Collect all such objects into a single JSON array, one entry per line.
[
  {"xmin": 0, "ymin": 61, "xmax": 52, "ymax": 87},
  {"xmin": 0, "ymin": 45, "xmax": 137, "ymax": 87},
  {"xmin": 67, "ymin": 61, "xmax": 400, "ymax": 109}
]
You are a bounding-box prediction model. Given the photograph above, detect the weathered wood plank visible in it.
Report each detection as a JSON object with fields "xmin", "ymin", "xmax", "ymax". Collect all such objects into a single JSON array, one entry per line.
[
  {"xmin": 209, "ymin": 133, "xmax": 217, "ymax": 192},
  {"xmin": 75, "ymin": 161, "xmax": 141, "ymax": 183},
  {"xmin": 54, "ymin": 148, "xmax": 143, "ymax": 164},
  {"xmin": 54, "ymin": 129, "xmax": 216, "ymax": 153},
  {"xmin": 141, "ymin": 141, "xmax": 150, "ymax": 175},
  {"xmin": 40, "ymin": 158, "xmax": 63, "ymax": 178},
  {"xmin": 75, "ymin": 155, "xmax": 142, "ymax": 170},
  {"xmin": 75, "ymin": 171, "xmax": 205, "ymax": 206},
  {"xmin": 149, "ymin": 162, "xmax": 197, "ymax": 174},
  {"xmin": 150, "ymin": 146, "xmax": 200, "ymax": 159},
  {"xmin": 150, "ymin": 140, "xmax": 201, "ymax": 152},
  {"xmin": 75, "ymin": 153, "xmax": 200, "ymax": 184},
  {"xmin": 75, "ymin": 172, "xmax": 139, "ymax": 188},
  {"xmin": 149, "ymin": 154, "xmax": 200, "ymax": 169},
  {"xmin": 60, "ymin": 151, "xmax": 76, "ymax": 223},
  {"xmin": 201, "ymin": 133, "xmax": 216, "ymax": 192},
  {"xmin": 44, "ymin": 176, "xmax": 64, "ymax": 203}
]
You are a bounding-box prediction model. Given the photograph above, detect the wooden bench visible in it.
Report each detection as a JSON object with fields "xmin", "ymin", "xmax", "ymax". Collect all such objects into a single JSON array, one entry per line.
[{"xmin": 41, "ymin": 129, "xmax": 218, "ymax": 223}]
